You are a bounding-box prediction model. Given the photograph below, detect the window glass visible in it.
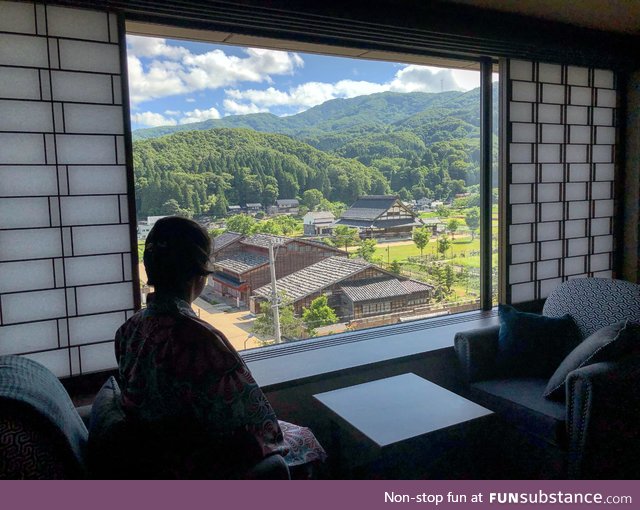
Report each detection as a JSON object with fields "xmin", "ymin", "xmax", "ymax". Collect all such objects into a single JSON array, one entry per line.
[{"xmin": 128, "ymin": 34, "xmax": 497, "ymax": 350}]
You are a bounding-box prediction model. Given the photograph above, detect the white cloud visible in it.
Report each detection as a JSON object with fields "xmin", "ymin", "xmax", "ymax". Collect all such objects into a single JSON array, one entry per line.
[
  {"xmin": 131, "ymin": 111, "xmax": 177, "ymax": 127},
  {"xmin": 127, "ymin": 35, "xmax": 189, "ymax": 60},
  {"xmin": 389, "ymin": 65, "xmax": 457, "ymax": 93},
  {"xmin": 126, "ymin": 36, "xmax": 304, "ymax": 105},
  {"xmin": 224, "ymin": 79, "xmax": 387, "ymax": 114},
  {"xmin": 127, "ymin": 55, "xmax": 188, "ymax": 104},
  {"xmin": 185, "ymin": 97, "xmax": 196, "ymax": 103},
  {"xmin": 163, "ymin": 109, "xmax": 181, "ymax": 116},
  {"xmin": 223, "ymin": 65, "xmax": 480, "ymax": 115},
  {"xmin": 179, "ymin": 106, "xmax": 221, "ymax": 124},
  {"xmin": 223, "ymin": 99, "xmax": 268, "ymax": 115}
]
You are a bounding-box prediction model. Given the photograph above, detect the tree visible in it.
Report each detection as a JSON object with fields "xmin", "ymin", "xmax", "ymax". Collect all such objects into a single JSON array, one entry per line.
[
  {"xmin": 278, "ymin": 301, "xmax": 306, "ymax": 340},
  {"xmin": 356, "ymin": 238, "xmax": 377, "ymax": 261},
  {"xmin": 163, "ymin": 199, "xmax": 182, "ymax": 216},
  {"xmin": 253, "ymin": 219, "xmax": 282, "ymax": 235},
  {"xmin": 447, "ymin": 218, "xmax": 460, "ymax": 239},
  {"xmin": 162, "ymin": 199, "xmax": 192, "ymax": 218},
  {"xmin": 412, "ymin": 226, "xmax": 431, "ymax": 259},
  {"xmin": 443, "ymin": 264, "xmax": 456, "ymax": 293},
  {"xmin": 457, "ymin": 266, "xmax": 470, "ymax": 293},
  {"xmin": 302, "ymin": 295, "xmax": 338, "ymax": 336},
  {"xmin": 262, "ymin": 183, "xmax": 279, "ymax": 206},
  {"xmin": 211, "ymin": 192, "xmax": 228, "ymax": 218},
  {"xmin": 437, "ymin": 235, "xmax": 451, "ymax": 259},
  {"xmin": 301, "ymin": 189, "xmax": 324, "ymax": 210},
  {"xmin": 430, "ymin": 264, "xmax": 455, "ymax": 301},
  {"xmin": 252, "ymin": 293, "xmax": 305, "ymax": 341},
  {"xmin": 225, "ymin": 214, "xmax": 256, "ymax": 234},
  {"xmin": 464, "ymin": 207, "xmax": 480, "ymax": 240},
  {"xmin": 333, "ymin": 225, "xmax": 360, "ymax": 252},
  {"xmin": 208, "ymin": 227, "xmax": 224, "ymax": 239},
  {"xmin": 390, "ymin": 259, "xmax": 402, "ymax": 274},
  {"xmin": 272, "ymin": 215, "xmax": 299, "ymax": 235},
  {"xmin": 436, "ymin": 205, "xmax": 450, "ymax": 218}
]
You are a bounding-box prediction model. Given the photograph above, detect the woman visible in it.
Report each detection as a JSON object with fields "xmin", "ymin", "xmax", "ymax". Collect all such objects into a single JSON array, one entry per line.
[{"xmin": 115, "ymin": 216, "xmax": 325, "ymax": 477}]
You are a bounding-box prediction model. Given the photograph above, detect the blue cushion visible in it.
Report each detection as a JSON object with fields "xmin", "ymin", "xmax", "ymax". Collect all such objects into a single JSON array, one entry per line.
[
  {"xmin": 88, "ymin": 376, "xmax": 124, "ymax": 437},
  {"xmin": 544, "ymin": 320, "xmax": 640, "ymax": 401},
  {"xmin": 471, "ymin": 378, "xmax": 566, "ymax": 447},
  {"xmin": 497, "ymin": 304, "xmax": 580, "ymax": 378},
  {"xmin": 87, "ymin": 376, "xmax": 127, "ymax": 477}
]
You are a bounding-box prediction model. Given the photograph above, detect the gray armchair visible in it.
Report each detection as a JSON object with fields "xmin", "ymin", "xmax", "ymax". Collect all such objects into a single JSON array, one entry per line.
[{"xmin": 455, "ymin": 278, "xmax": 640, "ymax": 479}]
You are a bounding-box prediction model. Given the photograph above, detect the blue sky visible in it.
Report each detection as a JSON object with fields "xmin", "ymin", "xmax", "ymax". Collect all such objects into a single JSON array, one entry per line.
[{"xmin": 126, "ymin": 35, "xmax": 482, "ymax": 131}]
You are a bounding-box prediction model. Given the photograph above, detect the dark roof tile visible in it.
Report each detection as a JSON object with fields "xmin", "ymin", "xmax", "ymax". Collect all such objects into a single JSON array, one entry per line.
[
  {"xmin": 339, "ymin": 277, "xmax": 433, "ymax": 302},
  {"xmin": 213, "ymin": 252, "xmax": 268, "ymax": 273},
  {"xmin": 253, "ymin": 256, "xmax": 369, "ymax": 301}
]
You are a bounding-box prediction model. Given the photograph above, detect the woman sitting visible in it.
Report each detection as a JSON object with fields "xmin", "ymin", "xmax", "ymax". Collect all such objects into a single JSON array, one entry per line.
[{"xmin": 115, "ymin": 216, "xmax": 326, "ymax": 477}]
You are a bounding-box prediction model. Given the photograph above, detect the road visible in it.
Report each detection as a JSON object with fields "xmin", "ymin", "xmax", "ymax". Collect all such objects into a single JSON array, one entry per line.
[{"xmin": 137, "ymin": 263, "xmax": 263, "ymax": 350}]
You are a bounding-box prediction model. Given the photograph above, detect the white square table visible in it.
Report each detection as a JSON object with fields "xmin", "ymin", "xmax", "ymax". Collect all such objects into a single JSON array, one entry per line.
[{"xmin": 313, "ymin": 373, "xmax": 493, "ymax": 477}]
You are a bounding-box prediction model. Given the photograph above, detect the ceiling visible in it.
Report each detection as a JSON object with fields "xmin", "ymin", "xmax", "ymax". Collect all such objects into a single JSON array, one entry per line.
[{"xmin": 443, "ymin": 0, "xmax": 640, "ymax": 35}]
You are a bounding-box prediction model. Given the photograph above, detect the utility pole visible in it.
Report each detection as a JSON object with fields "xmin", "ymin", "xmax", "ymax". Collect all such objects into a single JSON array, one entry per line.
[{"xmin": 268, "ymin": 240, "xmax": 282, "ymax": 344}]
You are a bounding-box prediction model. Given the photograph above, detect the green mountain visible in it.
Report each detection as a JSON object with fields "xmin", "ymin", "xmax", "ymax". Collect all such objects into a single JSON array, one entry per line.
[
  {"xmin": 133, "ymin": 88, "xmax": 497, "ymax": 218},
  {"xmin": 132, "ymin": 90, "xmax": 465, "ymax": 141},
  {"xmin": 134, "ymin": 128, "xmax": 389, "ymax": 217}
]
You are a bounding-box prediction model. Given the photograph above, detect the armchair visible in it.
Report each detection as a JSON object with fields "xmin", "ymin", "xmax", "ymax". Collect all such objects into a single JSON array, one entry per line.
[
  {"xmin": 0, "ymin": 356, "xmax": 289, "ymax": 479},
  {"xmin": 454, "ymin": 278, "xmax": 640, "ymax": 479},
  {"xmin": 0, "ymin": 355, "xmax": 88, "ymax": 479}
]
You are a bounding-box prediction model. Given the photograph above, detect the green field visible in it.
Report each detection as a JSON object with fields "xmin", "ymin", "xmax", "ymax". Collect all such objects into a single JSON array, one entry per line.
[{"xmin": 375, "ymin": 236, "xmax": 480, "ymax": 262}]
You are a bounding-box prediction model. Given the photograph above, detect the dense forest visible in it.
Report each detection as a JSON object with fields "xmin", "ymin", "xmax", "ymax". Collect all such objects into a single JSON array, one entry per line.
[{"xmin": 133, "ymin": 87, "xmax": 498, "ymax": 218}]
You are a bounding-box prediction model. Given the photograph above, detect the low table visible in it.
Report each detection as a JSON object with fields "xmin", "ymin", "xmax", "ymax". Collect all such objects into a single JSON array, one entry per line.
[{"xmin": 313, "ymin": 373, "xmax": 493, "ymax": 478}]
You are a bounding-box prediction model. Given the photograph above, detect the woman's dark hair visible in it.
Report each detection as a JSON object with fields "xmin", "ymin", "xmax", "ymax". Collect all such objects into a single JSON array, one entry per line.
[{"xmin": 143, "ymin": 216, "xmax": 212, "ymax": 290}]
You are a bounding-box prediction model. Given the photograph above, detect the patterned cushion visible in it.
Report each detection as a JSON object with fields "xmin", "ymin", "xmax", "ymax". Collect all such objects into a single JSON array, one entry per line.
[
  {"xmin": 0, "ymin": 404, "xmax": 67, "ymax": 479},
  {"xmin": 542, "ymin": 278, "xmax": 640, "ymax": 338},
  {"xmin": 544, "ymin": 320, "xmax": 640, "ymax": 401}
]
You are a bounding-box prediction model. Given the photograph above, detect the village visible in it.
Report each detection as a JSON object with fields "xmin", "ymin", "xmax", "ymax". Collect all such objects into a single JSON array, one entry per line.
[{"xmin": 138, "ymin": 194, "xmax": 497, "ymax": 350}]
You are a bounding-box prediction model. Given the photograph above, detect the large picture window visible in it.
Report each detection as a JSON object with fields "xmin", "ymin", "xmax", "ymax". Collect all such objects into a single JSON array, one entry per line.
[{"xmin": 127, "ymin": 32, "xmax": 499, "ymax": 350}]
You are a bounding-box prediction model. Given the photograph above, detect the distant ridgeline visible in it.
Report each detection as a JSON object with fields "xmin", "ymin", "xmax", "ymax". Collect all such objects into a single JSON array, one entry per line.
[{"xmin": 132, "ymin": 88, "xmax": 499, "ymax": 218}]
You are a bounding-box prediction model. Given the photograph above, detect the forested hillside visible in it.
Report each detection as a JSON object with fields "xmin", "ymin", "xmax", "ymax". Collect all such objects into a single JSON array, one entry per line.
[{"xmin": 133, "ymin": 88, "xmax": 498, "ymax": 218}]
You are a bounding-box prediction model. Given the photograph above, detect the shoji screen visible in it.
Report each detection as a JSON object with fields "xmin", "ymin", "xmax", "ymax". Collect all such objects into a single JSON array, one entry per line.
[
  {"xmin": 0, "ymin": 1, "xmax": 137, "ymax": 377},
  {"xmin": 505, "ymin": 60, "xmax": 617, "ymax": 303}
]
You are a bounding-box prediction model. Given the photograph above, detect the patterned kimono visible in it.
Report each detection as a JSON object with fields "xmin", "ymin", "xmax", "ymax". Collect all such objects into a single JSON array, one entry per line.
[{"xmin": 115, "ymin": 294, "xmax": 326, "ymax": 470}]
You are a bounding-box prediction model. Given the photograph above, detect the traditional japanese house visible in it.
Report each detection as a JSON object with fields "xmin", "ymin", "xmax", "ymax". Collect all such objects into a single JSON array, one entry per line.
[
  {"xmin": 210, "ymin": 233, "xmax": 344, "ymax": 305},
  {"xmin": 250, "ymin": 256, "xmax": 433, "ymax": 320},
  {"xmin": 302, "ymin": 211, "xmax": 335, "ymax": 236},
  {"xmin": 334, "ymin": 195, "xmax": 423, "ymax": 239}
]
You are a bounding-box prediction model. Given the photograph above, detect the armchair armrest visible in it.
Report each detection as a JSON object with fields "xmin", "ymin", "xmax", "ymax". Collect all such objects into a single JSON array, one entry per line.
[
  {"xmin": 454, "ymin": 325, "xmax": 500, "ymax": 383},
  {"xmin": 566, "ymin": 357, "xmax": 640, "ymax": 478}
]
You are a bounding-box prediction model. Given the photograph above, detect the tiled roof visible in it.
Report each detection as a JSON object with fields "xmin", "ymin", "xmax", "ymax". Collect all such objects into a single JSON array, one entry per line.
[
  {"xmin": 212, "ymin": 232, "xmax": 242, "ymax": 252},
  {"xmin": 240, "ymin": 233, "xmax": 290, "ymax": 248},
  {"xmin": 213, "ymin": 252, "xmax": 268, "ymax": 273},
  {"xmin": 246, "ymin": 203, "xmax": 262, "ymax": 208},
  {"xmin": 341, "ymin": 195, "xmax": 399, "ymax": 221},
  {"xmin": 305, "ymin": 211, "xmax": 335, "ymax": 222},
  {"xmin": 276, "ymin": 199, "xmax": 299, "ymax": 207},
  {"xmin": 334, "ymin": 218, "xmax": 421, "ymax": 229},
  {"xmin": 400, "ymin": 279, "xmax": 435, "ymax": 293},
  {"xmin": 253, "ymin": 256, "xmax": 370, "ymax": 301},
  {"xmin": 339, "ymin": 277, "xmax": 433, "ymax": 302}
]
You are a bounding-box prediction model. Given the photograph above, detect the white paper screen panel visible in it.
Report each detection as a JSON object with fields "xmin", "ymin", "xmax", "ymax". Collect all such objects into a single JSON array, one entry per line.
[
  {"xmin": 0, "ymin": 1, "xmax": 137, "ymax": 377},
  {"xmin": 506, "ymin": 60, "xmax": 616, "ymax": 303}
]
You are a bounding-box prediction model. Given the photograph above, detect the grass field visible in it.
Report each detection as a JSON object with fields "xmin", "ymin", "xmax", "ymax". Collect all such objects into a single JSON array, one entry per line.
[{"xmin": 375, "ymin": 236, "xmax": 480, "ymax": 262}]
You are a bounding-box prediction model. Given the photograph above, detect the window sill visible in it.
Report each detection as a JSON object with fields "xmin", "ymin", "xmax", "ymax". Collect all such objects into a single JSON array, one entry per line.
[{"xmin": 242, "ymin": 309, "xmax": 498, "ymax": 392}]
